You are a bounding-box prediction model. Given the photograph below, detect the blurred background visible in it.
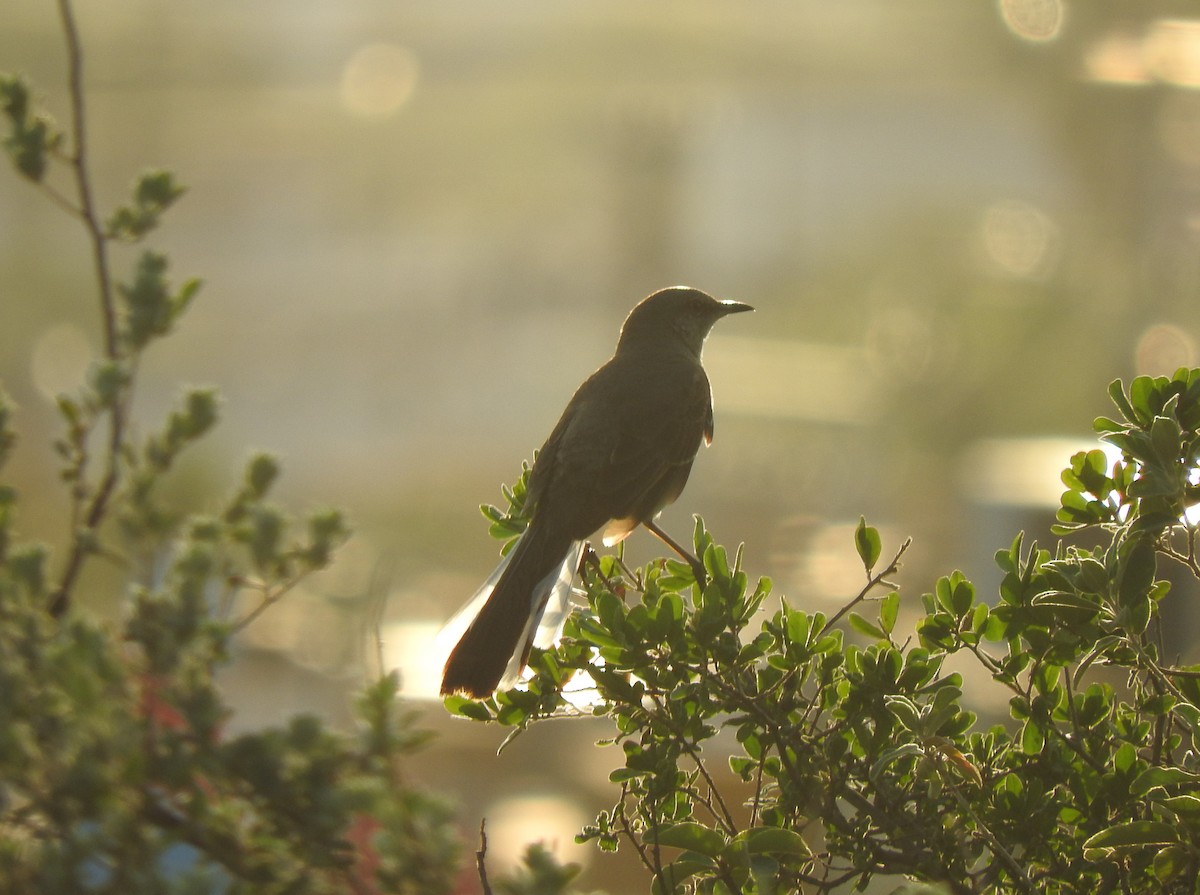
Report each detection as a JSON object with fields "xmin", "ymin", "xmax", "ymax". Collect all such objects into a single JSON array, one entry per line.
[{"xmin": 3, "ymin": 0, "xmax": 1200, "ymax": 890}]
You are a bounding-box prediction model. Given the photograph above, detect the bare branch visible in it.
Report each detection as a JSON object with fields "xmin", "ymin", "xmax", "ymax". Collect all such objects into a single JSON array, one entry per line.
[
  {"xmin": 475, "ymin": 819, "xmax": 493, "ymax": 895},
  {"xmin": 48, "ymin": 0, "xmax": 129, "ymax": 618}
]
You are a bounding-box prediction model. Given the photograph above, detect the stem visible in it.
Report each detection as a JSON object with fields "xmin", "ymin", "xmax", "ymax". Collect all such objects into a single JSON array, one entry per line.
[
  {"xmin": 48, "ymin": 0, "xmax": 127, "ymax": 618},
  {"xmin": 475, "ymin": 819, "xmax": 494, "ymax": 895},
  {"xmin": 1163, "ymin": 665, "xmax": 1200, "ymax": 678},
  {"xmin": 819, "ymin": 538, "xmax": 911, "ymax": 639},
  {"xmin": 644, "ymin": 519, "xmax": 706, "ymax": 584},
  {"xmin": 613, "ymin": 786, "xmax": 659, "ymax": 880},
  {"xmin": 944, "ymin": 779, "xmax": 1036, "ymax": 895},
  {"xmin": 646, "ymin": 691, "xmax": 737, "ymax": 834},
  {"xmin": 229, "ymin": 574, "xmax": 305, "ymax": 632},
  {"xmin": 57, "ymin": 0, "xmax": 117, "ymax": 356}
]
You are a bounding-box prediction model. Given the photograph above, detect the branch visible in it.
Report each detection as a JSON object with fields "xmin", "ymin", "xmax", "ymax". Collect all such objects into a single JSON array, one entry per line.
[
  {"xmin": 48, "ymin": 0, "xmax": 128, "ymax": 618},
  {"xmin": 819, "ymin": 538, "xmax": 911, "ymax": 638},
  {"xmin": 475, "ymin": 819, "xmax": 494, "ymax": 895},
  {"xmin": 944, "ymin": 779, "xmax": 1035, "ymax": 895},
  {"xmin": 613, "ymin": 786, "xmax": 657, "ymax": 878},
  {"xmin": 1162, "ymin": 665, "xmax": 1200, "ymax": 679},
  {"xmin": 228, "ymin": 574, "xmax": 306, "ymax": 632},
  {"xmin": 57, "ymin": 0, "xmax": 117, "ymax": 357},
  {"xmin": 645, "ymin": 691, "xmax": 737, "ymax": 834}
]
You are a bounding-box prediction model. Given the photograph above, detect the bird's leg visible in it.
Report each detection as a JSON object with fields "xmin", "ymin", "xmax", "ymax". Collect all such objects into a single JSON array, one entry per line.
[
  {"xmin": 644, "ymin": 520, "xmax": 707, "ymax": 586},
  {"xmin": 582, "ymin": 543, "xmax": 606, "ymax": 585},
  {"xmin": 583, "ymin": 544, "xmax": 626, "ymax": 601},
  {"xmin": 578, "ymin": 544, "xmax": 595, "ymax": 577}
]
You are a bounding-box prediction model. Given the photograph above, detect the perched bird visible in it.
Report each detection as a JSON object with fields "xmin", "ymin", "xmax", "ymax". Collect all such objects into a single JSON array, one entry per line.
[{"xmin": 439, "ymin": 286, "xmax": 752, "ymax": 697}]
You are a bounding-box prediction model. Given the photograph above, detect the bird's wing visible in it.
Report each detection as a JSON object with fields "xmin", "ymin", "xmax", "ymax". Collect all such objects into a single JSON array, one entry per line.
[
  {"xmin": 599, "ymin": 361, "xmax": 712, "ymax": 502},
  {"xmin": 526, "ymin": 356, "xmax": 712, "ymax": 543}
]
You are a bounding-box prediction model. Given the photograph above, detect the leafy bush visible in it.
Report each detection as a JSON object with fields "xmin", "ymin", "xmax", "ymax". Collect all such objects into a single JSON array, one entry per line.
[
  {"xmin": 0, "ymin": 9, "xmax": 459, "ymax": 893},
  {"xmin": 450, "ymin": 368, "xmax": 1200, "ymax": 895}
]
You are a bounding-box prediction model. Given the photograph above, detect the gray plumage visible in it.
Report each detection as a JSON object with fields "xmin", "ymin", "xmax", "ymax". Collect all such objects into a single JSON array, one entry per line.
[{"xmin": 441, "ymin": 286, "xmax": 752, "ymax": 697}]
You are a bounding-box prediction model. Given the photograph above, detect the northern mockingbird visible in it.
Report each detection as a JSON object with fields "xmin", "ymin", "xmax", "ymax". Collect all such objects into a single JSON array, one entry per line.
[{"xmin": 440, "ymin": 286, "xmax": 752, "ymax": 697}]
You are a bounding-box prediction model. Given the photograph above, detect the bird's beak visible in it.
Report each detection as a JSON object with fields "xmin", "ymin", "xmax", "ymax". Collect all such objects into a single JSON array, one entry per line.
[{"xmin": 718, "ymin": 300, "xmax": 754, "ymax": 315}]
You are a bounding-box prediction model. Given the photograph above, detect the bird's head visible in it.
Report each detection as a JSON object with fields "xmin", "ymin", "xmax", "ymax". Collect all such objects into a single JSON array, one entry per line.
[{"xmin": 617, "ymin": 286, "xmax": 753, "ymax": 357}]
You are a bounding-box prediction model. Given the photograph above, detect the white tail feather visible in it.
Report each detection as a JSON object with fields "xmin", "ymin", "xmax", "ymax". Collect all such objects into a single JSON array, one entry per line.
[{"xmin": 434, "ymin": 534, "xmax": 585, "ymax": 690}]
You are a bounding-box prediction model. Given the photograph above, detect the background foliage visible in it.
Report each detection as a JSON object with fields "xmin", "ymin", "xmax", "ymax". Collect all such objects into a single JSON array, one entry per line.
[{"xmin": 0, "ymin": 9, "xmax": 460, "ymax": 892}]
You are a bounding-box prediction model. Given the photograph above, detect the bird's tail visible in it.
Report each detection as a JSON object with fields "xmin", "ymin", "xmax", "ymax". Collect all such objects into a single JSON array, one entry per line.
[{"xmin": 439, "ymin": 523, "xmax": 584, "ymax": 697}]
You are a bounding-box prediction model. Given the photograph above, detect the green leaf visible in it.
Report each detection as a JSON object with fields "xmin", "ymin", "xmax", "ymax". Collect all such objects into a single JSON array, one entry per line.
[
  {"xmin": 1020, "ymin": 720, "xmax": 1044, "ymax": 755},
  {"xmin": 703, "ymin": 540, "xmax": 731, "ymax": 583},
  {"xmin": 1083, "ymin": 820, "xmax": 1178, "ymax": 855},
  {"xmin": 1030, "ymin": 590, "xmax": 1099, "ymax": 614},
  {"xmin": 1131, "ymin": 766, "xmax": 1200, "ymax": 796},
  {"xmin": 736, "ymin": 826, "xmax": 811, "ymax": 858},
  {"xmin": 848, "ymin": 612, "xmax": 886, "ymax": 640},
  {"xmin": 442, "ymin": 695, "xmax": 494, "ymax": 721},
  {"xmin": 119, "ymin": 251, "xmax": 201, "ymax": 349},
  {"xmin": 950, "ymin": 577, "xmax": 974, "ymax": 615},
  {"xmin": 1108, "ymin": 378, "xmax": 1138, "ymax": 424},
  {"xmin": 1117, "ymin": 539, "xmax": 1156, "ymax": 607},
  {"xmin": 969, "ymin": 601, "xmax": 989, "ymax": 634},
  {"xmin": 883, "ymin": 695, "xmax": 921, "ymax": 731},
  {"xmin": 854, "ymin": 517, "xmax": 881, "ymax": 571},
  {"xmin": 880, "ymin": 591, "xmax": 900, "ymax": 635},
  {"xmin": 870, "ymin": 742, "xmax": 923, "ymax": 779},
  {"xmin": 1129, "ymin": 375, "xmax": 1158, "ymax": 422},
  {"xmin": 650, "ymin": 822, "xmax": 727, "ymax": 858},
  {"xmin": 0, "ymin": 74, "xmax": 31, "ymax": 121},
  {"xmin": 1149, "ymin": 414, "xmax": 1182, "ymax": 465},
  {"xmin": 1161, "ymin": 795, "xmax": 1200, "ymax": 820},
  {"xmin": 652, "ymin": 857, "xmax": 714, "ymax": 895},
  {"xmin": 1114, "ymin": 741, "xmax": 1138, "ymax": 773},
  {"xmin": 1152, "ymin": 844, "xmax": 1189, "ymax": 885},
  {"xmin": 105, "ymin": 170, "xmax": 188, "ymax": 240}
]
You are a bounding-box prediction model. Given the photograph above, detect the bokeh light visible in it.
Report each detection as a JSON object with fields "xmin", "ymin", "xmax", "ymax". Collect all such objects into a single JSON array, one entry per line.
[
  {"xmin": 340, "ymin": 43, "xmax": 420, "ymax": 120},
  {"xmin": 799, "ymin": 522, "xmax": 896, "ymax": 603},
  {"xmin": 384, "ymin": 618, "xmax": 447, "ymax": 699},
  {"xmin": 865, "ymin": 304, "xmax": 937, "ymax": 382},
  {"xmin": 31, "ymin": 323, "xmax": 92, "ymax": 400},
  {"xmin": 1083, "ymin": 31, "xmax": 1151, "ymax": 86},
  {"xmin": 960, "ymin": 438, "xmax": 1122, "ymax": 508},
  {"xmin": 1134, "ymin": 322, "xmax": 1197, "ymax": 375},
  {"xmin": 1143, "ymin": 18, "xmax": 1200, "ymax": 89},
  {"xmin": 485, "ymin": 795, "xmax": 592, "ymax": 871},
  {"xmin": 979, "ymin": 199, "xmax": 1058, "ymax": 280},
  {"xmin": 998, "ymin": 0, "xmax": 1065, "ymax": 43}
]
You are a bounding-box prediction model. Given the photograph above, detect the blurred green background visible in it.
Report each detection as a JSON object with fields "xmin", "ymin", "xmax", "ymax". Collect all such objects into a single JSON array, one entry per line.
[{"xmin": 3, "ymin": 1, "xmax": 1200, "ymax": 890}]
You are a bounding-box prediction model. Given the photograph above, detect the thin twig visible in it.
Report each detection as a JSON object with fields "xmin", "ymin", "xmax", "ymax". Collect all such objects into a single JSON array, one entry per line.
[
  {"xmin": 944, "ymin": 778, "xmax": 1036, "ymax": 895},
  {"xmin": 49, "ymin": 0, "xmax": 128, "ymax": 618},
  {"xmin": 1163, "ymin": 665, "xmax": 1200, "ymax": 678},
  {"xmin": 35, "ymin": 179, "xmax": 83, "ymax": 217},
  {"xmin": 229, "ymin": 574, "xmax": 305, "ymax": 632},
  {"xmin": 475, "ymin": 819, "xmax": 493, "ymax": 895},
  {"xmin": 611, "ymin": 785, "xmax": 654, "ymax": 874},
  {"xmin": 583, "ymin": 546, "xmax": 621, "ymax": 597},
  {"xmin": 645, "ymin": 519, "xmax": 706, "ymax": 584},
  {"xmin": 818, "ymin": 538, "xmax": 911, "ymax": 639},
  {"xmin": 645, "ymin": 691, "xmax": 737, "ymax": 834}
]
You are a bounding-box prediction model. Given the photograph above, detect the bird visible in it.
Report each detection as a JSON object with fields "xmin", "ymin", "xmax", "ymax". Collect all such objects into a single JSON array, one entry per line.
[{"xmin": 439, "ymin": 286, "xmax": 753, "ymax": 698}]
